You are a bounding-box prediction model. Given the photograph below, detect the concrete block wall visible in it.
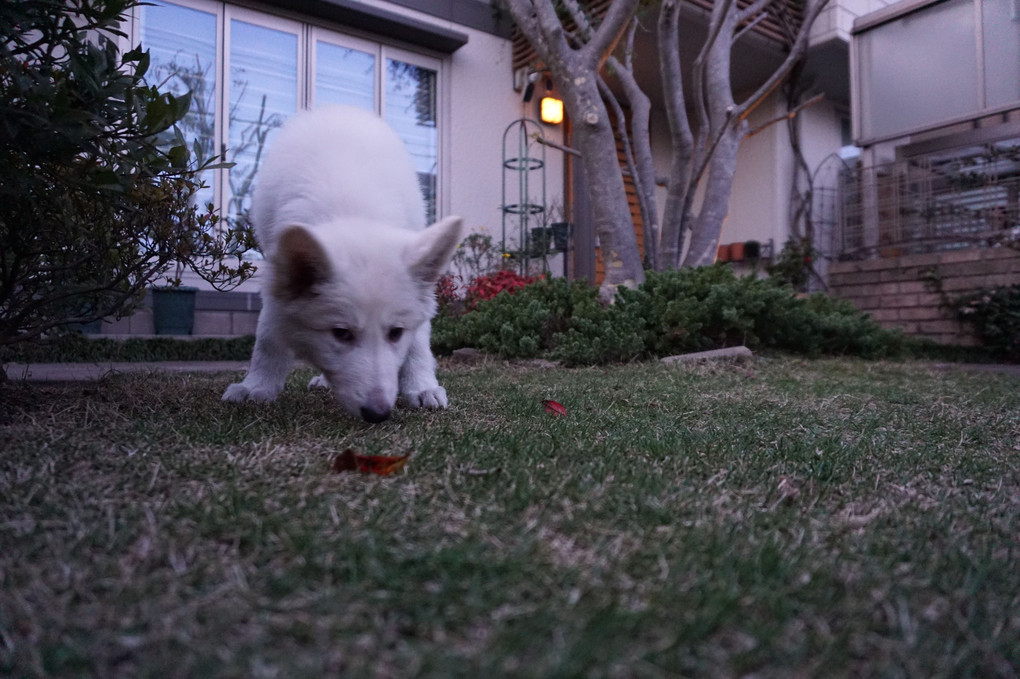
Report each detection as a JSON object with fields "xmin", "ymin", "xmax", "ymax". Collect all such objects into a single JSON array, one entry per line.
[
  {"xmin": 828, "ymin": 247, "xmax": 1020, "ymax": 345},
  {"xmin": 98, "ymin": 290, "xmax": 261, "ymax": 337}
]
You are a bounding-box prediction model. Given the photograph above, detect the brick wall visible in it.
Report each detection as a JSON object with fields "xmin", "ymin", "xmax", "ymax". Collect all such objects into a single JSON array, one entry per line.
[{"xmin": 828, "ymin": 247, "xmax": 1020, "ymax": 345}]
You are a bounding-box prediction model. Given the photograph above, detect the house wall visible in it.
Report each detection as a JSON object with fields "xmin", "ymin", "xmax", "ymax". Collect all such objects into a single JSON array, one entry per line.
[
  {"xmin": 353, "ymin": 0, "xmax": 568, "ymax": 254},
  {"xmin": 811, "ymin": 0, "xmax": 895, "ymax": 45},
  {"xmin": 97, "ymin": 0, "xmax": 562, "ymax": 337},
  {"xmin": 725, "ymin": 94, "xmax": 789, "ymax": 252},
  {"xmin": 651, "ymin": 91, "xmax": 848, "ymax": 265},
  {"xmin": 829, "ymin": 247, "xmax": 1020, "ymax": 344}
]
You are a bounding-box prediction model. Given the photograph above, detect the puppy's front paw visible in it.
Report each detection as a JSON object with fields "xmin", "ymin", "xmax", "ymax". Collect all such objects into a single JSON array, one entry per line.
[
  {"xmin": 222, "ymin": 382, "xmax": 278, "ymax": 403},
  {"xmin": 307, "ymin": 374, "xmax": 330, "ymax": 390},
  {"xmin": 404, "ymin": 386, "xmax": 448, "ymax": 409}
]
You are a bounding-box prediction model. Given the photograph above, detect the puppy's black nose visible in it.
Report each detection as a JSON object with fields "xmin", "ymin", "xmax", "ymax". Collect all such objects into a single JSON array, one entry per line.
[{"xmin": 360, "ymin": 405, "xmax": 391, "ymax": 423}]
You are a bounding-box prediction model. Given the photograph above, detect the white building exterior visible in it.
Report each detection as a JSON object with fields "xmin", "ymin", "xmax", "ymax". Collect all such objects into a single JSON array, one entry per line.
[{"xmin": 106, "ymin": 0, "xmax": 892, "ymax": 334}]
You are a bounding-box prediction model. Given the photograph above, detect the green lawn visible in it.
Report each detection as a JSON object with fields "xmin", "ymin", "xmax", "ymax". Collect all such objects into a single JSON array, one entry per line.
[{"xmin": 1, "ymin": 357, "xmax": 1018, "ymax": 677}]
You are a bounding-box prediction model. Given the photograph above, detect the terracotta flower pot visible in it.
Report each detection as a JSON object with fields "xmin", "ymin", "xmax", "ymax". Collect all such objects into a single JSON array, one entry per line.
[
  {"xmin": 716, "ymin": 244, "xmax": 731, "ymax": 263},
  {"xmin": 730, "ymin": 241, "xmax": 745, "ymax": 262}
]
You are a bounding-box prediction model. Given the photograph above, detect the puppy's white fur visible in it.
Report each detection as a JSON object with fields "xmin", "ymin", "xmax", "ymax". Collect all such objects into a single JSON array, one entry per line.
[{"xmin": 222, "ymin": 106, "xmax": 462, "ymax": 422}]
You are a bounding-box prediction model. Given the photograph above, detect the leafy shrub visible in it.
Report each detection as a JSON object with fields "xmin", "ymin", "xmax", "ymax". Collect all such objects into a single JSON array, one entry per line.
[
  {"xmin": 0, "ymin": 0, "xmax": 254, "ymax": 348},
  {"xmin": 433, "ymin": 276, "xmax": 584, "ymax": 359},
  {"xmin": 434, "ymin": 266, "xmax": 906, "ymax": 365},
  {"xmin": 766, "ymin": 238, "xmax": 816, "ymax": 290},
  {"xmin": 450, "ymin": 232, "xmax": 505, "ymax": 280},
  {"xmin": 954, "ymin": 285, "xmax": 1020, "ymax": 361}
]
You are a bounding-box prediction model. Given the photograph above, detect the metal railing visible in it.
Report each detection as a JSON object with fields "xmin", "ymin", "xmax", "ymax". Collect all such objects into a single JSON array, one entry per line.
[{"xmin": 835, "ymin": 153, "xmax": 1020, "ymax": 259}]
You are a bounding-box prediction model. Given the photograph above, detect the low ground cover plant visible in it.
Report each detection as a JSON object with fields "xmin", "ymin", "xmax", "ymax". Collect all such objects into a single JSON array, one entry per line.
[
  {"xmin": 433, "ymin": 265, "xmax": 909, "ymax": 364},
  {"xmin": 0, "ymin": 334, "xmax": 255, "ymax": 365},
  {"xmin": 1, "ymin": 358, "xmax": 1017, "ymax": 676}
]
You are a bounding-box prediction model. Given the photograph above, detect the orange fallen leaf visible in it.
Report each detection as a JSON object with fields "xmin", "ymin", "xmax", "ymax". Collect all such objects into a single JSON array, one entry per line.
[
  {"xmin": 542, "ymin": 399, "xmax": 568, "ymax": 417},
  {"xmin": 332, "ymin": 449, "xmax": 409, "ymax": 476}
]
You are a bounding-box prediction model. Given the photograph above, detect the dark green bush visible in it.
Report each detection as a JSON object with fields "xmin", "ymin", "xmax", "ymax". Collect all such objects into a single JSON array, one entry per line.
[
  {"xmin": 432, "ymin": 277, "xmax": 593, "ymax": 359},
  {"xmin": 0, "ymin": 334, "xmax": 255, "ymax": 363},
  {"xmin": 434, "ymin": 266, "xmax": 906, "ymax": 365},
  {"xmin": 954, "ymin": 285, "xmax": 1020, "ymax": 361}
]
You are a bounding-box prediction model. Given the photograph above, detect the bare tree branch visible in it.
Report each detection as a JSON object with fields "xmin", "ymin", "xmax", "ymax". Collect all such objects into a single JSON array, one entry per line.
[
  {"xmin": 599, "ymin": 65, "xmax": 658, "ymax": 267},
  {"xmin": 736, "ymin": 0, "xmax": 777, "ymax": 25},
  {"xmin": 735, "ymin": 0, "xmax": 832, "ymax": 122},
  {"xmin": 583, "ymin": 0, "xmax": 643, "ymax": 70},
  {"xmin": 747, "ymin": 93, "xmax": 825, "ymax": 137},
  {"xmin": 734, "ymin": 12, "xmax": 768, "ymax": 45}
]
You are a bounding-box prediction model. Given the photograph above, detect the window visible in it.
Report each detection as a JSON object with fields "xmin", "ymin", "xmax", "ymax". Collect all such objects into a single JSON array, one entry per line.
[
  {"xmin": 385, "ymin": 56, "xmax": 438, "ymax": 224},
  {"xmin": 225, "ymin": 10, "xmax": 301, "ymax": 220},
  {"xmin": 137, "ymin": 1, "xmax": 218, "ymax": 208},
  {"xmin": 853, "ymin": 0, "xmax": 1020, "ymax": 143},
  {"xmin": 856, "ymin": 0, "xmax": 978, "ymax": 141},
  {"xmin": 313, "ymin": 34, "xmax": 376, "ymax": 111},
  {"xmin": 132, "ymin": 0, "xmax": 442, "ymax": 232}
]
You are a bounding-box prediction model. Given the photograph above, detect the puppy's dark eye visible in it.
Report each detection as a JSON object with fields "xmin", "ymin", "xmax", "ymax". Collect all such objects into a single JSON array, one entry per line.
[
  {"xmin": 332, "ymin": 328, "xmax": 355, "ymax": 343},
  {"xmin": 387, "ymin": 327, "xmax": 404, "ymax": 342}
]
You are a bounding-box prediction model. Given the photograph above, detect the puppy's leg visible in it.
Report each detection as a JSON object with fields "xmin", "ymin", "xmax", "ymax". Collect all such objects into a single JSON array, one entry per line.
[
  {"xmin": 399, "ymin": 321, "xmax": 447, "ymax": 409},
  {"xmin": 222, "ymin": 304, "xmax": 293, "ymax": 403}
]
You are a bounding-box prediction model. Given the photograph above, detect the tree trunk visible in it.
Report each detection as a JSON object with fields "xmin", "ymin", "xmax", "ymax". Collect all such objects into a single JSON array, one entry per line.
[
  {"xmin": 504, "ymin": 0, "xmax": 832, "ymax": 276},
  {"xmin": 565, "ymin": 80, "xmax": 645, "ymax": 290},
  {"xmin": 607, "ymin": 39, "xmax": 659, "ymax": 270},
  {"xmin": 502, "ymin": 0, "xmax": 645, "ymax": 293},
  {"xmin": 683, "ymin": 127, "xmax": 741, "ymax": 267},
  {"xmin": 656, "ymin": 0, "xmax": 695, "ymax": 271}
]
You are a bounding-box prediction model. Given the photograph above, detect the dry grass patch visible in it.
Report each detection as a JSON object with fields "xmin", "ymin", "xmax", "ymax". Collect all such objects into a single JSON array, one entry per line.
[{"xmin": 1, "ymin": 358, "xmax": 1018, "ymax": 677}]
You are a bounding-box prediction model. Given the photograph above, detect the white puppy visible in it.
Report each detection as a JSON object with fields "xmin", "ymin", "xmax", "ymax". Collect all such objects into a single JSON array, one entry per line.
[{"xmin": 222, "ymin": 106, "xmax": 463, "ymax": 422}]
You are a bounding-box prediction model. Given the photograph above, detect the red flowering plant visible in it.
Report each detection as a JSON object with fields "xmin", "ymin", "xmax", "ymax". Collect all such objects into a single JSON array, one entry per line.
[
  {"xmin": 435, "ymin": 230, "xmax": 546, "ymax": 316},
  {"xmin": 464, "ymin": 270, "xmax": 543, "ymax": 310},
  {"xmin": 435, "ymin": 272, "xmax": 463, "ymax": 316}
]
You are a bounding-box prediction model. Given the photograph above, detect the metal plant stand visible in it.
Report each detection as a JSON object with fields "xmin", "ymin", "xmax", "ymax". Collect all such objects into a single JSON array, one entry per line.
[{"xmin": 501, "ymin": 119, "xmax": 547, "ymax": 275}]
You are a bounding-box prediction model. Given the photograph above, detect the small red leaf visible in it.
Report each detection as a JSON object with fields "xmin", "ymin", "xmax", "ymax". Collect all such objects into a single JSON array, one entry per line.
[
  {"xmin": 332, "ymin": 449, "xmax": 410, "ymax": 476},
  {"xmin": 542, "ymin": 399, "xmax": 568, "ymax": 417},
  {"xmin": 332, "ymin": 449, "xmax": 359, "ymax": 473}
]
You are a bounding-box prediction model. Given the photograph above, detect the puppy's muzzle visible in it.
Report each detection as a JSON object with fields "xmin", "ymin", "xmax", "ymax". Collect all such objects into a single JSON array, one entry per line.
[{"xmin": 360, "ymin": 405, "xmax": 391, "ymax": 423}]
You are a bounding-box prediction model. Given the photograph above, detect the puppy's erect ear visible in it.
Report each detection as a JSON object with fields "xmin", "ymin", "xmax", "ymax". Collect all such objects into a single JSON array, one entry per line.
[
  {"xmin": 406, "ymin": 216, "xmax": 464, "ymax": 284},
  {"xmin": 274, "ymin": 226, "xmax": 332, "ymax": 300}
]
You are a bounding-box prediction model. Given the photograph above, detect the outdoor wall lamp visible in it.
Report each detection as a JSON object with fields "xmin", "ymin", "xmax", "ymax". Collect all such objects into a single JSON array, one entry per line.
[
  {"xmin": 540, "ymin": 95, "xmax": 564, "ymax": 125},
  {"xmin": 539, "ymin": 78, "xmax": 563, "ymax": 125}
]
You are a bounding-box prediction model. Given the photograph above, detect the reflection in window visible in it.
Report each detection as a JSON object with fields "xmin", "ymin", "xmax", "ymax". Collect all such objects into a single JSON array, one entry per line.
[
  {"xmin": 138, "ymin": 1, "xmax": 217, "ymax": 208},
  {"xmin": 386, "ymin": 59, "xmax": 437, "ymax": 224},
  {"xmin": 316, "ymin": 42, "xmax": 375, "ymax": 110},
  {"xmin": 228, "ymin": 20, "xmax": 298, "ymax": 222},
  {"xmin": 983, "ymin": 0, "xmax": 1020, "ymax": 108}
]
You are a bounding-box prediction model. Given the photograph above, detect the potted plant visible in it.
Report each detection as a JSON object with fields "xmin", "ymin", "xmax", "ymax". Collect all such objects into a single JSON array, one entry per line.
[
  {"xmin": 744, "ymin": 240, "xmax": 761, "ymax": 260},
  {"xmin": 151, "ymin": 284, "xmax": 198, "ymax": 335},
  {"xmin": 528, "ymin": 226, "xmax": 553, "ymax": 257},
  {"xmin": 744, "ymin": 239, "xmax": 763, "ymax": 275},
  {"xmin": 545, "ymin": 198, "xmax": 570, "ymax": 253}
]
